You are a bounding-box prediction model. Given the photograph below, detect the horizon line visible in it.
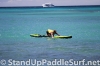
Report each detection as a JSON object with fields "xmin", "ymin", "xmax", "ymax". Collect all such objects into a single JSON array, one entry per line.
[{"xmin": 0, "ymin": 5, "xmax": 100, "ymax": 8}]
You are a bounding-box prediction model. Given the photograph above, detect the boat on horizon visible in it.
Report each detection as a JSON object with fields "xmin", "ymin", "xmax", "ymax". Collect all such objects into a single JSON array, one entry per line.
[{"xmin": 42, "ymin": 3, "xmax": 54, "ymax": 7}]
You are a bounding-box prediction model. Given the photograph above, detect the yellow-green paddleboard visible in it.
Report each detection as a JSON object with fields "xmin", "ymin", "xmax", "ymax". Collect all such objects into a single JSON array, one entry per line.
[{"xmin": 30, "ymin": 34, "xmax": 72, "ymax": 39}]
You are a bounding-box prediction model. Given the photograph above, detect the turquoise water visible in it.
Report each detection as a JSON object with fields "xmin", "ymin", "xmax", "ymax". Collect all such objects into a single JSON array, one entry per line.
[{"xmin": 0, "ymin": 6, "xmax": 100, "ymax": 66}]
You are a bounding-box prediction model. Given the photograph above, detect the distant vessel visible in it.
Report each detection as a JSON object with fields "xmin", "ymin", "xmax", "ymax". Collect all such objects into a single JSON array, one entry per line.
[{"xmin": 42, "ymin": 3, "xmax": 54, "ymax": 7}]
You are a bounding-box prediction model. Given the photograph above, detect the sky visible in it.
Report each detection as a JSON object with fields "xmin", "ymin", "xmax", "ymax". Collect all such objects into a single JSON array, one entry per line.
[{"xmin": 0, "ymin": 0, "xmax": 100, "ymax": 7}]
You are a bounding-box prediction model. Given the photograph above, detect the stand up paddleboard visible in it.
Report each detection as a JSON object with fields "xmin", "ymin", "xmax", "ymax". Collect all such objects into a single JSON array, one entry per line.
[{"xmin": 30, "ymin": 34, "xmax": 72, "ymax": 39}]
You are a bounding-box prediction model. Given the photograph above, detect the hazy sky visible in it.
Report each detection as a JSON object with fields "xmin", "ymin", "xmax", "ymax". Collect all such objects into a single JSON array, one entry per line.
[{"xmin": 0, "ymin": 0, "xmax": 100, "ymax": 7}]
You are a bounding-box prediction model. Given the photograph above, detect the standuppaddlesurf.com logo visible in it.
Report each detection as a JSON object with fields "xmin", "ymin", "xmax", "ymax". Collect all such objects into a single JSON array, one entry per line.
[{"xmin": 0, "ymin": 59, "xmax": 100, "ymax": 66}]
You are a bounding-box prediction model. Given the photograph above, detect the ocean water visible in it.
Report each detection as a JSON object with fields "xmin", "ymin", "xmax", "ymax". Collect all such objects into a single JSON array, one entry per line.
[{"xmin": 0, "ymin": 6, "xmax": 100, "ymax": 66}]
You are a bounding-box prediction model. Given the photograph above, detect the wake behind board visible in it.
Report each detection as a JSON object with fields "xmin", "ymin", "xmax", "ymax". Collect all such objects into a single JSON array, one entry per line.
[{"xmin": 30, "ymin": 34, "xmax": 72, "ymax": 39}]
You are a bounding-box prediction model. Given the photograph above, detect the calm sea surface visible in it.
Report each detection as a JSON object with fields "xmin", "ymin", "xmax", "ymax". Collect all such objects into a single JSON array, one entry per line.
[{"xmin": 0, "ymin": 6, "xmax": 100, "ymax": 66}]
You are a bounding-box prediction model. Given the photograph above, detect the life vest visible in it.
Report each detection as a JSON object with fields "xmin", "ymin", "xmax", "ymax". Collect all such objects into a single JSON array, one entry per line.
[{"xmin": 47, "ymin": 29, "xmax": 54, "ymax": 33}]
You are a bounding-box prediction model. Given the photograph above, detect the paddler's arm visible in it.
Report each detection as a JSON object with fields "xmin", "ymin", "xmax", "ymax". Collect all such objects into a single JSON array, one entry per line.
[
  {"xmin": 56, "ymin": 33, "xmax": 60, "ymax": 36},
  {"xmin": 55, "ymin": 31, "xmax": 60, "ymax": 36},
  {"xmin": 54, "ymin": 30, "xmax": 60, "ymax": 36}
]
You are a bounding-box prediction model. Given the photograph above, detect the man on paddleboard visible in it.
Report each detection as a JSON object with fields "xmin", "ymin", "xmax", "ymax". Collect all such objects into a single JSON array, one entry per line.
[{"xmin": 46, "ymin": 29, "xmax": 60, "ymax": 38}]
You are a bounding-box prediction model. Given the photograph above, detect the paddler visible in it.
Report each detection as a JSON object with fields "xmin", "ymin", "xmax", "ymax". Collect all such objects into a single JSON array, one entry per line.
[{"xmin": 46, "ymin": 29, "xmax": 60, "ymax": 38}]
